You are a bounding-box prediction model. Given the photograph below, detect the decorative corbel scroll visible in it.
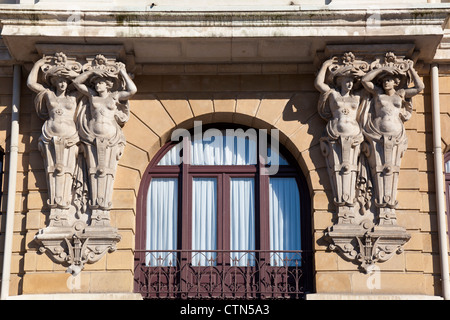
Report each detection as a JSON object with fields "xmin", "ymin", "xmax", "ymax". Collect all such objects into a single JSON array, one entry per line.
[
  {"xmin": 30, "ymin": 52, "xmax": 137, "ymax": 274},
  {"xmin": 316, "ymin": 51, "xmax": 422, "ymax": 272}
]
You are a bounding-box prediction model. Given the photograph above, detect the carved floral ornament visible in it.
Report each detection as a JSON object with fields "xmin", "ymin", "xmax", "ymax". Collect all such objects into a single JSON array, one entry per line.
[
  {"xmin": 315, "ymin": 51, "xmax": 424, "ymax": 272},
  {"xmin": 28, "ymin": 52, "xmax": 137, "ymax": 275}
]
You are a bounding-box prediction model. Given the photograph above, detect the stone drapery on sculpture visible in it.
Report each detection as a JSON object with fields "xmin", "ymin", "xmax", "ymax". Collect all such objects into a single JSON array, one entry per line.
[
  {"xmin": 317, "ymin": 51, "xmax": 423, "ymax": 272},
  {"xmin": 27, "ymin": 53, "xmax": 83, "ymax": 227},
  {"xmin": 314, "ymin": 52, "xmax": 369, "ymax": 226},
  {"xmin": 360, "ymin": 53, "xmax": 424, "ymax": 225},
  {"xmin": 73, "ymin": 55, "xmax": 136, "ymax": 226},
  {"xmin": 29, "ymin": 52, "xmax": 137, "ymax": 275}
]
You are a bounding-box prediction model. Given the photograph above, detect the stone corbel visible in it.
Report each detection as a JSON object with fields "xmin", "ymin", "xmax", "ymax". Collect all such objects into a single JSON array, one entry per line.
[
  {"xmin": 316, "ymin": 46, "xmax": 421, "ymax": 272},
  {"xmin": 36, "ymin": 225, "xmax": 121, "ymax": 276},
  {"xmin": 30, "ymin": 47, "xmax": 136, "ymax": 275},
  {"xmin": 326, "ymin": 223, "xmax": 411, "ymax": 273}
]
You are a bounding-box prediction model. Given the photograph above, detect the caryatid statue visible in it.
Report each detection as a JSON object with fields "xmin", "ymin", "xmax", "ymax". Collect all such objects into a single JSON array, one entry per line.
[
  {"xmin": 27, "ymin": 53, "xmax": 83, "ymax": 227},
  {"xmin": 315, "ymin": 52, "xmax": 369, "ymax": 224},
  {"xmin": 361, "ymin": 52, "xmax": 424, "ymax": 225},
  {"xmin": 73, "ymin": 55, "xmax": 137, "ymax": 226}
]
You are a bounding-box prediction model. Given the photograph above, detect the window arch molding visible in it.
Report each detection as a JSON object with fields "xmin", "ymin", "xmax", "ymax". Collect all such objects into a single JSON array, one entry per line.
[{"xmin": 134, "ymin": 123, "xmax": 313, "ymax": 298}]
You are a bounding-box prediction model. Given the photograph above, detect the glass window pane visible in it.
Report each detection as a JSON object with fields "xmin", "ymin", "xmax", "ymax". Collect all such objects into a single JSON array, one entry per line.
[
  {"xmin": 191, "ymin": 130, "xmax": 257, "ymax": 165},
  {"xmin": 269, "ymin": 177, "xmax": 301, "ymax": 266},
  {"xmin": 146, "ymin": 178, "xmax": 178, "ymax": 266},
  {"xmin": 230, "ymin": 178, "xmax": 255, "ymax": 266},
  {"xmin": 445, "ymin": 160, "xmax": 450, "ymax": 174},
  {"xmin": 192, "ymin": 178, "xmax": 217, "ymax": 266},
  {"xmin": 157, "ymin": 143, "xmax": 182, "ymax": 166},
  {"xmin": 268, "ymin": 146, "xmax": 289, "ymax": 166}
]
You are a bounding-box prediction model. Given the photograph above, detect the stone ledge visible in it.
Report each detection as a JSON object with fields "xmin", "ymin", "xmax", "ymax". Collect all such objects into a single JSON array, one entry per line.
[
  {"xmin": 305, "ymin": 293, "xmax": 443, "ymax": 300},
  {"xmin": 6, "ymin": 293, "xmax": 143, "ymax": 300}
]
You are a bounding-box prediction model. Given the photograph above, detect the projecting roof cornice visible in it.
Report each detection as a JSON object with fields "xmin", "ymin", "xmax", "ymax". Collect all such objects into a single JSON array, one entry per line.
[{"xmin": 0, "ymin": 6, "xmax": 449, "ymax": 65}]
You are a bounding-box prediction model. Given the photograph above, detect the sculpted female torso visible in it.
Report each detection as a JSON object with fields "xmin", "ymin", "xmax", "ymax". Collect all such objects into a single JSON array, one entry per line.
[
  {"xmin": 371, "ymin": 91, "xmax": 404, "ymax": 135},
  {"xmin": 43, "ymin": 90, "xmax": 78, "ymax": 138},
  {"xmin": 314, "ymin": 57, "xmax": 366, "ymax": 137},
  {"xmin": 27, "ymin": 56, "xmax": 80, "ymax": 139},
  {"xmin": 361, "ymin": 67, "xmax": 424, "ymax": 136},
  {"xmin": 328, "ymin": 89, "xmax": 362, "ymax": 137},
  {"xmin": 88, "ymin": 94, "xmax": 118, "ymax": 139}
]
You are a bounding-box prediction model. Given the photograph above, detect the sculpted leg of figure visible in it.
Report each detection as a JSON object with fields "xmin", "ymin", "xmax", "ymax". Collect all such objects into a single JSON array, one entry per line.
[
  {"xmin": 340, "ymin": 135, "xmax": 361, "ymax": 204},
  {"xmin": 82, "ymin": 137, "xmax": 124, "ymax": 226},
  {"xmin": 80, "ymin": 142, "xmax": 97, "ymax": 210},
  {"xmin": 364, "ymin": 132, "xmax": 406, "ymax": 226},
  {"xmin": 38, "ymin": 135, "xmax": 79, "ymax": 227},
  {"xmin": 379, "ymin": 133, "xmax": 407, "ymax": 225},
  {"xmin": 321, "ymin": 133, "xmax": 362, "ymax": 224}
]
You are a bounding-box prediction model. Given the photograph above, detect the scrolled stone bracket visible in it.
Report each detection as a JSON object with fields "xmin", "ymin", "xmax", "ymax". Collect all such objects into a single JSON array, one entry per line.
[
  {"xmin": 325, "ymin": 223, "xmax": 410, "ymax": 273},
  {"xmin": 36, "ymin": 226, "xmax": 121, "ymax": 276}
]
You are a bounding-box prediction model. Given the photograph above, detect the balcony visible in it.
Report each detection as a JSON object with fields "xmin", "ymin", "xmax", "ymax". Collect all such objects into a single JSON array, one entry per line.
[{"xmin": 134, "ymin": 249, "xmax": 312, "ymax": 299}]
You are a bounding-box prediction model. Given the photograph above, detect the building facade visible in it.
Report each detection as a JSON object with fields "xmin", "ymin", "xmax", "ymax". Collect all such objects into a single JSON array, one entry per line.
[{"xmin": 0, "ymin": 0, "xmax": 450, "ymax": 300}]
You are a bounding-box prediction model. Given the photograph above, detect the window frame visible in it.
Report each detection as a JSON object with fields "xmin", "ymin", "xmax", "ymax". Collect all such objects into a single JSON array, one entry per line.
[{"xmin": 135, "ymin": 124, "xmax": 312, "ymax": 284}]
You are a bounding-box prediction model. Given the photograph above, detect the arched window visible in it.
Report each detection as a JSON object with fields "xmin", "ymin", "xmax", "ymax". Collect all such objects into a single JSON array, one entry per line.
[{"xmin": 134, "ymin": 124, "xmax": 313, "ymax": 299}]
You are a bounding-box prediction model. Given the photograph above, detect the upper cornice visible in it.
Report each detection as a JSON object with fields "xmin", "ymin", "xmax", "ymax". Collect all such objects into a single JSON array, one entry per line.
[{"xmin": 0, "ymin": 5, "xmax": 449, "ymax": 66}]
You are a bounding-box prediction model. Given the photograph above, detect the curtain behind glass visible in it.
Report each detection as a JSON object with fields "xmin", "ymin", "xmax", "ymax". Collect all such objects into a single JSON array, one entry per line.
[
  {"xmin": 446, "ymin": 160, "xmax": 450, "ymax": 174},
  {"xmin": 157, "ymin": 143, "xmax": 182, "ymax": 165},
  {"xmin": 192, "ymin": 178, "xmax": 217, "ymax": 266},
  {"xmin": 157, "ymin": 135, "xmax": 257, "ymax": 166},
  {"xmin": 269, "ymin": 178, "xmax": 301, "ymax": 266},
  {"xmin": 230, "ymin": 178, "xmax": 255, "ymax": 266},
  {"xmin": 192, "ymin": 135, "xmax": 257, "ymax": 166},
  {"xmin": 146, "ymin": 178, "xmax": 178, "ymax": 266}
]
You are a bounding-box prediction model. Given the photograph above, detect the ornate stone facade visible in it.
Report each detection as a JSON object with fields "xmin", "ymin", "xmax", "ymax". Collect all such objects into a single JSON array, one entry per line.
[
  {"xmin": 28, "ymin": 52, "xmax": 137, "ymax": 275},
  {"xmin": 0, "ymin": 2, "xmax": 448, "ymax": 300},
  {"xmin": 317, "ymin": 51, "xmax": 424, "ymax": 272}
]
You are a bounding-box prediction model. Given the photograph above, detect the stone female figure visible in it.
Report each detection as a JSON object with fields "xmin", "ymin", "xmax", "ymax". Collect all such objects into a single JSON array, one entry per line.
[
  {"xmin": 72, "ymin": 59, "xmax": 137, "ymax": 225},
  {"xmin": 361, "ymin": 57, "xmax": 424, "ymax": 225},
  {"xmin": 315, "ymin": 55, "xmax": 367, "ymax": 224},
  {"xmin": 27, "ymin": 54, "xmax": 81, "ymax": 226}
]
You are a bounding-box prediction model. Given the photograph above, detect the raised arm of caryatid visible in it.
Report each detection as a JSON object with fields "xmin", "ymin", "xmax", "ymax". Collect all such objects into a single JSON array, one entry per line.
[
  {"xmin": 72, "ymin": 69, "xmax": 101, "ymax": 97},
  {"xmin": 314, "ymin": 57, "xmax": 338, "ymax": 94},
  {"xmin": 27, "ymin": 56, "xmax": 52, "ymax": 93},
  {"xmin": 361, "ymin": 67, "xmax": 386, "ymax": 95},
  {"xmin": 404, "ymin": 65, "xmax": 425, "ymax": 98},
  {"xmin": 116, "ymin": 63, "xmax": 137, "ymax": 101}
]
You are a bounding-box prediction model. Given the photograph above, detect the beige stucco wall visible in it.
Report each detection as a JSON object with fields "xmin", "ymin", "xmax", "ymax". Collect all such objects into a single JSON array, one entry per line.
[{"xmin": 0, "ymin": 67, "xmax": 448, "ymax": 297}]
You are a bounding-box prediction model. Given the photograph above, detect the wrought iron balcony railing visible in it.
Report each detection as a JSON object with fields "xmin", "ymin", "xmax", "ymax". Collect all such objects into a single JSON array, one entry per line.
[{"xmin": 134, "ymin": 249, "xmax": 312, "ymax": 299}]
